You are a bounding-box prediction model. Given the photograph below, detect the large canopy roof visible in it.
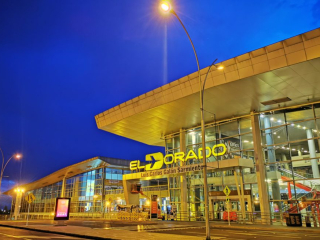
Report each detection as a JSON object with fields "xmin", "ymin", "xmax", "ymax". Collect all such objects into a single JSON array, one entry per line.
[
  {"xmin": 95, "ymin": 28, "xmax": 320, "ymax": 146},
  {"xmin": 4, "ymin": 156, "xmax": 130, "ymax": 197}
]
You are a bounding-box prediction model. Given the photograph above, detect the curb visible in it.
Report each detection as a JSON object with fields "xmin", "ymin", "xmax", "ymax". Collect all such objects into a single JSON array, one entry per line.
[{"xmin": 0, "ymin": 224, "xmax": 118, "ymax": 240}]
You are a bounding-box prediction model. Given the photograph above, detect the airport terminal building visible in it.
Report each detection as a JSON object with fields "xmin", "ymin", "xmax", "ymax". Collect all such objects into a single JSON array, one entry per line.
[{"xmin": 5, "ymin": 27, "xmax": 320, "ymax": 224}]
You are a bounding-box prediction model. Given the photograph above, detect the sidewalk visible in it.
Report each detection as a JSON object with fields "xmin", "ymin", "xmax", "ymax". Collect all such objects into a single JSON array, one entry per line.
[{"xmin": 1, "ymin": 219, "xmax": 320, "ymax": 240}]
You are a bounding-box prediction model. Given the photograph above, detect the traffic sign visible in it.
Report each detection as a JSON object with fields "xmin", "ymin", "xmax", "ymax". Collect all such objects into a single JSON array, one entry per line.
[
  {"xmin": 226, "ymin": 197, "xmax": 230, "ymax": 202},
  {"xmin": 223, "ymin": 186, "xmax": 231, "ymax": 196},
  {"xmin": 25, "ymin": 193, "xmax": 36, "ymax": 204}
]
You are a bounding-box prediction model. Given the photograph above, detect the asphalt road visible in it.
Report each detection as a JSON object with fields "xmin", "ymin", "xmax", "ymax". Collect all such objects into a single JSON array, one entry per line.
[
  {"xmin": 0, "ymin": 226, "xmax": 87, "ymax": 240},
  {"xmin": 152, "ymin": 227, "xmax": 320, "ymax": 239}
]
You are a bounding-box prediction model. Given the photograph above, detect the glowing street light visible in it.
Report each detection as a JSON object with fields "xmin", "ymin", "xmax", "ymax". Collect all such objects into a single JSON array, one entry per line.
[
  {"xmin": 159, "ymin": 2, "xmax": 224, "ymax": 239},
  {"xmin": 160, "ymin": 2, "xmax": 171, "ymax": 12}
]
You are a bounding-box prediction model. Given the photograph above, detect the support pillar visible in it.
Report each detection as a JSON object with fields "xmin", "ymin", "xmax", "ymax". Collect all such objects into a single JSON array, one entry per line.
[
  {"xmin": 306, "ymin": 129, "xmax": 320, "ymax": 178},
  {"xmin": 180, "ymin": 129, "xmax": 188, "ymax": 220},
  {"xmin": 251, "ymin": 113, "xmax": 271, "ymax": 224},
  {"xmin": 60, "ymin": 177, "xmax": 66, "ymax": 197},
  {"xmin": 14, "ymin": 191, "xmax": 23, "ymax": 220}
]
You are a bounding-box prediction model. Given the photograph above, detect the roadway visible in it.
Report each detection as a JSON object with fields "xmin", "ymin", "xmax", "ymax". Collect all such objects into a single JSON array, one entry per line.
[
  {"xmin": 152, "ymin": 227, "xmax": 320, "ymax": 239},
  {"xmin": 0, "ymin": 226, "xmax": 87, "ymax": 240}
]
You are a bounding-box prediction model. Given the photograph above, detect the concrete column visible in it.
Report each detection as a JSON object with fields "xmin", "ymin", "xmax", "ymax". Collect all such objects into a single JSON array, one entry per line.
[
  {"xmin": 306, "ymin": 129, "xmax": 320, "ymax": 178},
  {"xmin": 264, "ymin": 117, "xmax": 281, "ymax": 203},
  {"xmin": 14, "ymin": 191, "xmax": 23, "ymax": 220},
  {"xmin": 180, "ymin": 129, "xmax": 188, "ymax": 220},
  {"xmin": 251, "ymin": 113, "xmax": 271, "ymax": 224},
  {"xmin": 282, "ymin": 154, "xmax": 289, "ymax": 170},
  {"xmin": 60, "ymin": 177, "xmax": 66, "ymax": 197}
]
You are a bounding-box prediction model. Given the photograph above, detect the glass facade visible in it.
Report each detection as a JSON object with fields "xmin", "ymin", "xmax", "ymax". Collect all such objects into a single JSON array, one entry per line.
[
  {"xmin": 14, "ymin": 167, "xmax": 130, "ymax": 218},
  {"xmin": 164, "ymin": 103, "xmax": 320, "ymax": 222},
  {"xmin": 260, "ymin": 104, "xmax": 320, "ymax": 219}
]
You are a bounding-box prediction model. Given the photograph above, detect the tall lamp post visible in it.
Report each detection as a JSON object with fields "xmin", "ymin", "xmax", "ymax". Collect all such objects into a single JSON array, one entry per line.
[
  {"xmin": 160, "ymin": 2, "xmax": 223, "ymax": 239},
  {"xmin": 0, "ymin": 148, "xmax": 22, "ymax": 195}
]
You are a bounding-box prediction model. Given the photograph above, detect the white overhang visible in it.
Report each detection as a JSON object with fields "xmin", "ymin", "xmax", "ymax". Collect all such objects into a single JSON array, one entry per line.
[{"xmin": 95, "ymin": 28, "xmax": 320, "ymax": 147}]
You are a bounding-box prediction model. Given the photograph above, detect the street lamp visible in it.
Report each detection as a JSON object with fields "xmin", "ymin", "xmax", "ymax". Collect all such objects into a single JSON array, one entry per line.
[
  {"xmin": 0, "ymin": 149, "xmax": 22, "ymax": 195},
  {"xmin": 160, "ymin": 2, "xmax": 223, "ymax": 239}
]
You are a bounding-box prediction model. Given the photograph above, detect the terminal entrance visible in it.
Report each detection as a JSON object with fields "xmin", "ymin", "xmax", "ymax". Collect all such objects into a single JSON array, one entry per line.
[{"xmin": 211, "ymin": 195, "xmax": 252, "ymax": 221}]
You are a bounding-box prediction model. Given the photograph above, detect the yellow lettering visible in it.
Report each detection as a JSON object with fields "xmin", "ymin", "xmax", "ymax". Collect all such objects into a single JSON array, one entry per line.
[
  {"xmin": 198, "ymin": 147, "xmax": 212, "ymax": 159},
  {"xmin": 130, "ymin": 160, "xmax": 140, "ymax": 170},
  {"xmin": 164, "ymin": 154, "xmax": 174, "ymax": 164},
  {"xmin": 174, "ymin": 152, "xmax": 185, "ymax": 163},
  {"xmin": 185, "ymin": 150, "xmax": 198, "ymax": 161},
  {"xmin": 212, "ymin": 144, "xmax": 227, "ymax": 156}
]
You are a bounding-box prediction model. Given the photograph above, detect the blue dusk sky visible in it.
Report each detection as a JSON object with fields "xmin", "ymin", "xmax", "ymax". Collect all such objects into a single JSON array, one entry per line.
[{"xmin": 0, "ymin": 0, "xmax": 320, "ymax": 207}]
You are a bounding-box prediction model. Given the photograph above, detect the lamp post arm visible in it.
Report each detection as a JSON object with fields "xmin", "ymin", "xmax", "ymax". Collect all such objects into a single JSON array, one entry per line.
[
  {"xmin": 201, "ymin": 59, "xmax": 218, "ymax": 108},
  {"xmin": 171, "ymin": 10, "xmax": 201, "ymax": 75}
]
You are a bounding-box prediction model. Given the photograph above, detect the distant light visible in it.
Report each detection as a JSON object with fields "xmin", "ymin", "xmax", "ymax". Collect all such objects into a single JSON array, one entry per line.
[
  {"xmin": 291, "ymin": 123, "xmax": 294, "ymax": 126},
  {"xmin": 277, "ymin": 120, "xmax": 282, "ymax": 123},
  {"xmin": 277, "ymin": 136, "xmax": 280, "ymax": 138},
  {"xmin": 303, "ymin": 127, "xmax": 306, "ymax": 130},
  {"xmin": 160, "ymin": 2, "xmax": 171, "ymax": 12},
  {"xmin": 217, "ymin": 65, "xmax": 224, "ymax": 70},
  {"xmin": 15, "ymin": 154, "xmax": 22, "ymax": 159},
  {"xmin": 243, "ymin": 140, "xmax": 249, "ymax": 143},
  {"xmin": 273, "ymin": 132, "xmax": 277, "ymax": 135},
  {"xmin": 270, "ymin": 117, "xmax": 275, "ymax": 121}
]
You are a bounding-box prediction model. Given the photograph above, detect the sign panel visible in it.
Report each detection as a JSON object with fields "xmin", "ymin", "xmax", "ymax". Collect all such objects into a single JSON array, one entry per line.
[
  {"xmin": 151, "ymin": 195, "xmax": 158, "ymax": 218},
  {"xmin": 223, "ymin": 186, "xmax": 231, "ymax": 196},
  {"xmin": 54, "ymin": 198, "xmax": 71, "ymax": 220},
  {"xmin": 25, "ymin": 193, "xmax": 36, "ymax": 204}
]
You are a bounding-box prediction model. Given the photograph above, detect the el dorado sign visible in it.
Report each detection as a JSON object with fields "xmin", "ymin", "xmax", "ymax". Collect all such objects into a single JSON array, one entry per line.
[{"xmin": 130, "ymin": 143, "xmax": 227, "ymax": 171}]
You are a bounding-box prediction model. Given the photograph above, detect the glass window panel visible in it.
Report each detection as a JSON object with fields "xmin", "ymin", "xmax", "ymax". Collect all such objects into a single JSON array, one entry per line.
[
  {"xmin": 220, "ymin": 136, "xmax": 240, "ymax": 159},
  {"xmin": 241, "ymin": 133, "xmax": 254, "ymax": 149},
  {"xmin": 166, "ymin": 135, "xmax": 180, "ymax": 149},
  {"xmin": 220, "ymin": 121, "xmax": 238, "ymax": 138},
  {"xmin": 285, "ymin": 108, "xmax": 314, "ymax": 122},
  {"xmin": 261, "ymin": 126, "xmax": 287, "ymax": 146},
  {"xmin": 260, "ymin": 113, "xmax": 285, "ymax": 129},
  {"xmin": 186, "ymin": 130, "xmax": 201, "ymax": 145},
  {"xmin": 205, "ymin": 126, "xmax": 217, "ymax": 142},
  {"xmin": 288, "ymin": 119, "xmax": 317, "ymax": 141},
  {"xmin": 292, "ymin": 159, "xmax": 320, "ymax": 179},
  {"xmin": 240, "ymin": 118, "xmax": 252, "ymax": 134}
]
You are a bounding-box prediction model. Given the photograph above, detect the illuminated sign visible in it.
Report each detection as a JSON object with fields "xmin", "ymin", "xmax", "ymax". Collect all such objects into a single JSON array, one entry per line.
[
  {"xmin": 54, "ymin": 197, "xmax": 71, "ymax": 220},
  {"xmin": 130, "ymin": 143, "xmax": 227, "ymax": 171}
]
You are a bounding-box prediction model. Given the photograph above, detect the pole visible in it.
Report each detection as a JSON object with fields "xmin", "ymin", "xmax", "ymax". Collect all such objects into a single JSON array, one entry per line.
[
  {"xmin": 26, "ymin": 202, "xmax": 30, "ymax": 226},
  {"xmin": 171, "ymin": 10, "xmax": 210, "ymax": 239},
  {"xmin": 228, "ymin": 201, "xmax": 230, "ymax": 226}
]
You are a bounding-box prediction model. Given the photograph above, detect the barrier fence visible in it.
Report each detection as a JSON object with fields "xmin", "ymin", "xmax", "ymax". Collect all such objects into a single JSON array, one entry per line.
[{"xmin": 7, "ymin": 210, "xmax": 320, "ymax": 227}]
